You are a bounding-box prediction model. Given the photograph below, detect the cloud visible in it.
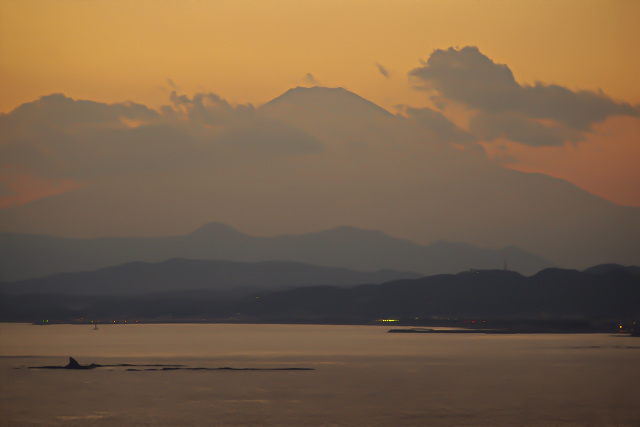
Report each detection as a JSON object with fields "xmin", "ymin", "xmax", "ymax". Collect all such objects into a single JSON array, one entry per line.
[
  {"xmin": 215, "ymin": 120, "xmax": 323, "ymax": 157},
  {"xmin": 0, "ymin": 93, "xmax": 158, "ymax": 135},
  {"xmin": 399, "ymin": 105, "xmax": 476, "ymax": 145},
  {"xmin": 167, "ymin": 78, "xmax": 179, "ymax": 90},
  {"xmin": 168, "ymin": 91, "xmax": 255, "ymax": 125},
  {"xmin": 303, "ymin": 73, "xmax": 320, "ymax": 85},
  {"xmin": 0, "ymin": 93, "xmax": 323, "ymax": 184},
  {"xmin": 409, "ymin": 46, "xmax": 639, "ymax": 133},
  {"xmin": 469, "ymin": 111, "xmax": 583, "ymax": 147},
  {"xmin": 375, "ymin": 63, "xmax": 389, "ymax": 79}
]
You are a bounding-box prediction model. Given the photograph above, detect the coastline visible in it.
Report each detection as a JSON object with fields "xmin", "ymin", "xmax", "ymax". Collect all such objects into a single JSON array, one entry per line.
[{"xmin": 13, "ymin": 318, "xmax": 637, "ymax": 335}]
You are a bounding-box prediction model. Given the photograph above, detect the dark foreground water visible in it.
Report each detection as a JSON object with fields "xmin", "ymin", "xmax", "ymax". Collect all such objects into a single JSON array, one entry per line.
[{"xmin": 1, "ymin": 323, "xmax": 639, "ymax": 426}]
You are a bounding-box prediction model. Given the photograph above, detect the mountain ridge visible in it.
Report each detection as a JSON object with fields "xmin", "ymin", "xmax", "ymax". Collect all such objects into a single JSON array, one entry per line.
[
  {"xmin": 0, "ymin": 258, "xmax": 421, "ymax": 296},
  {"xmin": 0, "ymin": 223, "xmax": 554, "ymax": 281}
]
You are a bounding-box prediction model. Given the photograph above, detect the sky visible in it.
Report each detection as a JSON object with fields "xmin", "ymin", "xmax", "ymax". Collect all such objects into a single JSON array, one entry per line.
[
  {"xmin": 1, "ymin": 0, "xmax": 639, "ymax": 208},
  {"xmin": 3, "ymin": 0, "xmax": 640, "ymax": 110}
]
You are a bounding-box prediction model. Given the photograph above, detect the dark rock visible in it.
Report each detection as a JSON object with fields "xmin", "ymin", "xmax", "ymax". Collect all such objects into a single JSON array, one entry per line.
[{"xmin": 64, "ymin": 357, "xmax": 99, "ymax": 370}]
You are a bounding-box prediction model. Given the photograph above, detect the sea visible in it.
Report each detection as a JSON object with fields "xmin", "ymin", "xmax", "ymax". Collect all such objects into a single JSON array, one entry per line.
[{"xmin": 1, "ymin": 323, "xmax": 639, "ymax": 426}]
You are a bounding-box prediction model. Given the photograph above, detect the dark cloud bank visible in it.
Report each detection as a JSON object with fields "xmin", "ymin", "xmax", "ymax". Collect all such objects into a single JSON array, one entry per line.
[{"xmin": 410, "ymin": 46, "xmax": 639, "ymax": 147}]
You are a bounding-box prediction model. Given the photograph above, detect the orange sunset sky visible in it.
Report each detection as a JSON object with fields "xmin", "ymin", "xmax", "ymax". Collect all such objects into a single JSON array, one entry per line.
[{"xmin": 1, "ymin": 0, "xmax": 639, "ymax": 207}]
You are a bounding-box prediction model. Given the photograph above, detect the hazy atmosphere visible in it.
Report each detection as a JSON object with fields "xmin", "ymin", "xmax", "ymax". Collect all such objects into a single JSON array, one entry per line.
[{"xmin": 1, "ymin": 1, "xmax": 639, "ymax": 426}]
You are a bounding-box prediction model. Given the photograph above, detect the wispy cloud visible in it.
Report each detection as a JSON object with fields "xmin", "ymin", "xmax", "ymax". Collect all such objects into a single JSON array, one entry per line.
[
  {"xmin": 303, "ymin": 73, "xmax": 320, "ymax": 85},
  {"xmin": 166, "ymin": 78, "xmax": 179, "ymax": 90},
  {"xmin": 375, "ymin": 63, "xmax": 389, "ymax": 79}
]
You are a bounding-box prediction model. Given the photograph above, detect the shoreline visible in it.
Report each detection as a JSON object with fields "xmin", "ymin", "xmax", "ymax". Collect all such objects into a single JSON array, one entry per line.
[{"xmin": 2, "ymin": 319, "xmax": 636, "ymax": 336}]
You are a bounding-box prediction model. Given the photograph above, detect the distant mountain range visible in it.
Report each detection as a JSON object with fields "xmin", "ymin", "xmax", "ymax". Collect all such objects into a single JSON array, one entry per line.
[
  {"xmin": 0, "ymin": 223, "xmax": 554, "ymax": 281},
  {"xmin": 0, "ymin": 258, "xmax": 420, "ymax": 296},
  {"xmin": 1, "ymin": 264, "xmax": 638, "ymax": 325}
]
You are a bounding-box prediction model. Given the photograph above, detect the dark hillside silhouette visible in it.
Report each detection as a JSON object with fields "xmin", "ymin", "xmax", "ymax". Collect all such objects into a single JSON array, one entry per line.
[{"xmin": 2, "ymin": 264, "xmax": 637, "ymax": 326}]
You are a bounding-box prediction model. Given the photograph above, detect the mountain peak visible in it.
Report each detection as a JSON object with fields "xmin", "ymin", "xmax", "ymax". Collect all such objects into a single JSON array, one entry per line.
[
  {"xmin": 271, "ymin": 86, "xmax": 359, "ymax": 100},
  {"xmin": 262, "ymin": 86, "xmax": 393, "ymax": 118}
]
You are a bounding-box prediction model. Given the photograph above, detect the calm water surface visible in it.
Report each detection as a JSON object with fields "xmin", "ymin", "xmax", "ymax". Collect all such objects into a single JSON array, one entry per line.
[{"xmin": 1, "ymin": 323, "xmax": 639, "ymax": 426}]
